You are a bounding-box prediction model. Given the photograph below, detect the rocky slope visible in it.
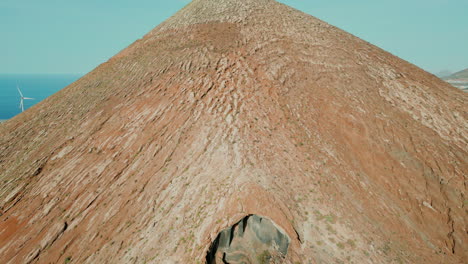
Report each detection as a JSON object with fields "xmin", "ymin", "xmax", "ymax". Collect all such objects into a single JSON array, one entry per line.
[{"xmin": 0, "ymin": 0, "xmax": 466, "ymax": 263}]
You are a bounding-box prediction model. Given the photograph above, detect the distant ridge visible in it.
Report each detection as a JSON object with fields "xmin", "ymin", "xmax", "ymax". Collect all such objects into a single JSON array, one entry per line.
[
  {"xmin": 444, "ymin": 68, "xmax": 468, "ymax": 92},
  {"xmin": 435, "ymin": 70, "xmax": 453, "ymax": 78},
  {"xmin": 445, "ymin": 68, "xmax": 468, "ymax": 79}
]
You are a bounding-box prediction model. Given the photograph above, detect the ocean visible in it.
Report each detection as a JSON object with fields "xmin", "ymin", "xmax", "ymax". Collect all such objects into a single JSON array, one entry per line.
[{"xmin": 0, "ymin": 74, "xmax": 82, "ymax": 121}]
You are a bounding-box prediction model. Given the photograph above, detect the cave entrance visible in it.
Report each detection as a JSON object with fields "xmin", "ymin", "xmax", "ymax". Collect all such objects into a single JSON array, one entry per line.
[{"xmin": 206, "ymin": 214, "xmax": 290, "ymax": 264}]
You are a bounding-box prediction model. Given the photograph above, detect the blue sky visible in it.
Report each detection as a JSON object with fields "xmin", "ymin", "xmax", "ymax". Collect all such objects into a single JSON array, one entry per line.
[{"xmin": 1, "ymin": 0, "xmax": 467, "ymax": 75}]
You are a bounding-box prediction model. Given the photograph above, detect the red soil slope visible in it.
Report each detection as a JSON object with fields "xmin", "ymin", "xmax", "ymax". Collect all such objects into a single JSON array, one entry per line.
[{"xmin": 0, "ymin": 0, "xmax": 466, "ymax": 263}]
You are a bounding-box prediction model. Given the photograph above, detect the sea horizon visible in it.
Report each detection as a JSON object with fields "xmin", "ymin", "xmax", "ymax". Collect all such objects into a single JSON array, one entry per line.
[{"xmin": 0, "ymin": 73, "xmax": 82, "ymax": 120}]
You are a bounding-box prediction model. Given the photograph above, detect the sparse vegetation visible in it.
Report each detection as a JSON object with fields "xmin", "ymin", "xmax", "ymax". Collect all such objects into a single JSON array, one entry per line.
[
  {"xmin": 381, "ymin": 242, "xmax": 391, "ymax": 256},
  {"xmin": 257, "ymin": 250, "xmax": 271, "ymax": 264},
  {"xmin": 347, "ymin": 239, "xmax": 356, "ymax": 248},
  {"xmin": 324, "ymin": 214, "xmax": 336, "ymax": 224},
  {"xmin": 326, "ymin": 224, "xmax": 337, "ymax": 235}
]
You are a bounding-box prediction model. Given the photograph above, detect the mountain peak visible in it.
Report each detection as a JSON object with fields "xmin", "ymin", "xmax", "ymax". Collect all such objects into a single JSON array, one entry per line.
[
  {"xmin": 153, "ymin": 0, "xmax": 279, "ymax": 32},
  {"xmin": 0, "ymin": 1, "xmax": 466, "ymax": 263}
]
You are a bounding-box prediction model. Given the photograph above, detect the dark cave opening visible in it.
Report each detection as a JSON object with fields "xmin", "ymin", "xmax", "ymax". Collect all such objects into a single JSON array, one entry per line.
[{"xmin": 206, "ymin": 215, "xmax": 290, "ymax": 264}]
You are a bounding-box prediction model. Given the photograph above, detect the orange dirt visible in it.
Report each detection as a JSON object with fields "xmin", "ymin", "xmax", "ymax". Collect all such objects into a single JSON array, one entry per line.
[{"xmin": 0, "ymin": 0, "xmax": 466, "ymax": 263}]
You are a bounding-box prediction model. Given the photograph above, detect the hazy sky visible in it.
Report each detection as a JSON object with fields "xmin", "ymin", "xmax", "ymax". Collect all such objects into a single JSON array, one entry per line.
[{"xmin": 1, "ymin": 0, "xmax": 467, "ymax": 75}]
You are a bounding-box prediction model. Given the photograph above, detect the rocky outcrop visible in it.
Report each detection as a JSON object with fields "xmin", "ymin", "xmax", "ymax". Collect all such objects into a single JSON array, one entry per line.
[{"xmin": 206, "ymin": 215, "xmax": 290, "ymax": 264}]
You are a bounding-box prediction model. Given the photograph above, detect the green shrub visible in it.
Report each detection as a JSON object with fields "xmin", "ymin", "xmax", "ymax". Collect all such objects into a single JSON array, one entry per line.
[{"xmin": 257, "ymin": 250, "xmax": 271, "ymax": 264}]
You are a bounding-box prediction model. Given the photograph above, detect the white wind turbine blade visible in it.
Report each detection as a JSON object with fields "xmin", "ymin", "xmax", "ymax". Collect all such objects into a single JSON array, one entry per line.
[
  {"xmin": 23, "ymin": 97, "xmax": 35, "ymax": 100},
  {"xmin": 17, "ymin": 84, "xmax": 24, "ymax": 98},
  {"xmin": 20, "ymin": 98, "xmax": 24, "ymax": 112}
]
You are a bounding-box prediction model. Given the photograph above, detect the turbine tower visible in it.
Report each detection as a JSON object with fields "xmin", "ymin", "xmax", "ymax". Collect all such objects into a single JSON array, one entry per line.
[{"xmin": 17, "ymin": 84, "xmax": 34, "ymax": 112}]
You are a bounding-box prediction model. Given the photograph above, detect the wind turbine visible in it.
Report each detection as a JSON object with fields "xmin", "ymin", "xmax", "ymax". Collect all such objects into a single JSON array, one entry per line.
[{"xmin": 17, "ymin": 84, "xmax": 34, "ymax": 112}]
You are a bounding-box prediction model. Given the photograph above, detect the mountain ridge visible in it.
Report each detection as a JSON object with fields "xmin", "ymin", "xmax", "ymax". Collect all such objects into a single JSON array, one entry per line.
[
  {"xmin": 0, "ymin": 0, "xmax": 466, "ymax": 263},
  {"xmin": 446, "ymin": 68, "xmax": 468, "ymax": 79}
]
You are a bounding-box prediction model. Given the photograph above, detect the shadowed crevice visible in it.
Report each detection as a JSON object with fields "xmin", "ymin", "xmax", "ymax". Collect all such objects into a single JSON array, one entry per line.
[{"xmin": 206, "ymin": 215, "xmax": 290, "ymax": 264}]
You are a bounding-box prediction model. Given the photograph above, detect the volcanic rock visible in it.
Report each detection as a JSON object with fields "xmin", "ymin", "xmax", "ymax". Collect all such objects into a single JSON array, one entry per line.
[
  {"xmin": 206, "ymin": 215, "xmax": 290, "ymax": 263},
  {"xmin": 0, "ymin": 0, "xmax": 466, "ymax": 263}
]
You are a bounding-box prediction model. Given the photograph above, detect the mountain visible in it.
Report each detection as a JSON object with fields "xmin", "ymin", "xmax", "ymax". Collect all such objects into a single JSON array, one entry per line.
[
  {"xmin": 0, "ymin": 0, "xmax": 466, "ymax": 263},
  {"xmin": 446, "ymin": 68, "xmax": 468, "ymax": 79},
  {"xmin": 444, "ymin": 68, "xmax": 468, "ymax": 92},
  {"xmin": 435, "ymin": 70, "xmax": 453, "ymax": 78}
]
